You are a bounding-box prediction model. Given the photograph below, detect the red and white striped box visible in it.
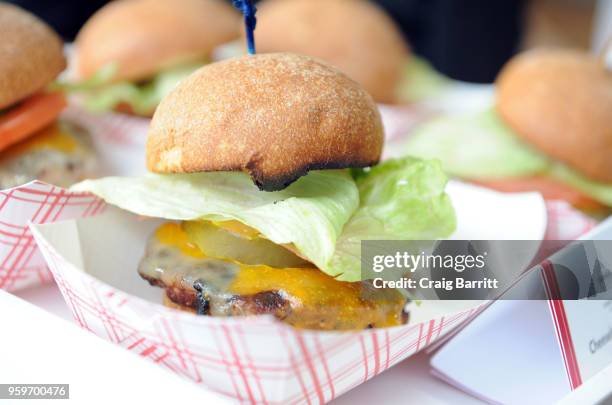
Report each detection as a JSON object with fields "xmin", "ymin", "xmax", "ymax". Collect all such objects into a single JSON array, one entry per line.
[
  {"xmin": 26, "ymin": 181, "xmax": 595, "ymax": 404},
  {"xmin": 0, "ymin": 107, "xmax": 148, "ymax": 292},
  {"xmin": 0, "ymin": 182, "xmax": 105, "ymax": 291},
  {"xmin": 30, "ymin": 206, "xmax": 484, "ymax": 404}
]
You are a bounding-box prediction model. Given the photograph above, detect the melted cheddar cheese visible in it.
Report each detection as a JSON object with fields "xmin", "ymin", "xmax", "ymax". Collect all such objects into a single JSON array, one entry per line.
[
  {"xmin": 143, "ymin": 221, "xmax": 407, "ymax": 330},
  {"xmin": 155, "ymin": 223, "xmax": 205, "ymax": 258},
  {"xmin": 228, "ymin": 264, "xmax": 405, "ymax": 328},
  {"xmin": 4, "ymin": 123, "xmax": 77, "ymax": 158}
]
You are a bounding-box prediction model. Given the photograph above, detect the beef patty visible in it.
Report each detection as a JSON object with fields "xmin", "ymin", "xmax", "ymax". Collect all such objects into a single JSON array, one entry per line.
[{"xmin": 138, "ymin": 223, "xmax": 408, "ymax": 330}]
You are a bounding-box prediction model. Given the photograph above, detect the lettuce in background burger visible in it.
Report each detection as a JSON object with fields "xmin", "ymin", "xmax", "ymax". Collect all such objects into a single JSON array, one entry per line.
[
  {"xmin": 406, "ymin": 49, "xmax": 612, "ymax": 211},
  {"xmin": 74, "ymin": 53, "xmax": 456, "ymax": 330},
  {"xmin": 0, "ymin": 3, "xmax": 96, "ymax": 189},
  {"xmin": 71, "ymin": 0, "xmax": 240, "ymax": 117}
]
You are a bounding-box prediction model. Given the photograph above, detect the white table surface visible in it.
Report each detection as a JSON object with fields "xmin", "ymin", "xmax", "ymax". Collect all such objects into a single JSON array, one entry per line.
[
  {"xmin": 1, "ymin": 286, "xmax": 230, "ymax": 405},
  {"xmin": 11, "ymin": 282, "xmax": 612, "ymax": 404},
  {"xmin": 13, "ymin": 282, "xmax": 482, "ymax": 405}
]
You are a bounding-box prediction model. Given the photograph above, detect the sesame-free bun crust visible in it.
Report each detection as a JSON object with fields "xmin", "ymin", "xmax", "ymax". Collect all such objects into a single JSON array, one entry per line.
[
  {"xmin": 147, "ymin": 53, "xmax": 384, "ymax": 191},
  {"xmin": 255, "ymin": 0, "xmax": 409, "ymax": 104},
  {"xmin": 76, "ymin": 0, "xmax": 240, "ymax": 82},
  {"xmin": 497, "ymin": 49, "xmax": 612, "ymax": 182},
  {"xmin": 0, "ymin": 3, "xmax": 66, "ymax": 109}
]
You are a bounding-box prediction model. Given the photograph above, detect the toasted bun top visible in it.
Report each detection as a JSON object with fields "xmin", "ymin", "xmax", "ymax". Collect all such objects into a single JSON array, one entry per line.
[
  {"xmin": 0, "ymin": 3, "xmax": 66, "ymax": 109},
  {"xmin": 147, "ymin": 53, "xmax": 384, "ymax": 191},
  {"xmin": 75, "ymin": 0, "xmax": 240, "ymax": 82},
  {"xmin": 496, "ymin": 49, "xmax": 612, "ymax": 183},
  {"xmin": 254, "ymin": 0, "xmax": 409, "ymax": 104}
]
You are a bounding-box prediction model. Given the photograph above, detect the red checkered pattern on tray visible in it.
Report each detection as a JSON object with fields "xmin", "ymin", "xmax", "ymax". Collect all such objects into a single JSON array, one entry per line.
[
  {"xmin": 32, "ymin": 227, "xmax": 482, "ymax": 404},
  {"xmin": 28, "ymin": 194, "xmax": 597, "ymax": 404},
  {"xmin": 0, "ymin": 182, "xmax": 106, "ymax": 291},
  {"xmin": 61, "ymin": 105, "xmax": 149, "ymax": 147},
  {"xmin": 0, "ymin": 107, "xmax": 147, "ymax": 292},
  {"xmin": 544, "ymin": 200, "xmax": 596, "ymax": 240}
]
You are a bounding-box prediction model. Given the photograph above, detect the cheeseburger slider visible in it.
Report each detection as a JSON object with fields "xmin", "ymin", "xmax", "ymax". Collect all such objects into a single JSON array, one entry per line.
[
  {"xmin": 254, "ymin": 0, "xmax": 410, "ymax": 104},
  {"xmin": 0, "ymin": 3, "xmax": 96, "ymax": 189},
  {"xmin": 74, "ymin": 53, "xmax": 455, "ymax": 330},
  {"xmin": 72, "ymin": 0, "xmax": 240, "ymax": 116},
  {"xmin": 407, "ymin": 49, "xmax": 612, "ymax": 211}
]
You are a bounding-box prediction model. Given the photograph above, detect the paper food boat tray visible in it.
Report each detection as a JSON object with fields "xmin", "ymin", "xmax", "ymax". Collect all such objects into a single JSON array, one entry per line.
[
  {"xmin": 0, "ymin": 107, "xmax": 148, "ymax": 292},
  {"xmin": 30, "ymin": 206, "xmax": 484, "ymax": 404},
  {"xmin": 27, "ymin": 182, "xmax": 561, "ymax": 403}
]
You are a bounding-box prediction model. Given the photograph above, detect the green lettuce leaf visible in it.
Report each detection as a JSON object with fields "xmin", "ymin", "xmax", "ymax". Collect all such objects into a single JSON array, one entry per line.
[
  {"xmin": 330, "ymin": 158, "xmax": 456, "ymax": 280},
  {"xmin": 405, "ymin": 110, "xmax": 551, "ymax": 179},
  {"xmin": 52, "ymin": 63, "xmax": 119, "ymax": 91},
  {"xmin": 398, "ymin": 56, "xmax": 452, "ymax": 103},
  {"xmin": 74, "ymin": 170, "xmax": 360, "ymax": 277},
  {"xmin": 59, "ymin": 62, "xmax": 203, "ymax": 115},
  {"xmin": 72, "ymin": 158, "xmax": 456, "ymax": 281},
  {"xmin": 405, "ymin": 109, "xmax": 612, "ymax": 206},
  {"xmin": 550, "ymin": 164, "xmax": 612, "ymax": 206}
]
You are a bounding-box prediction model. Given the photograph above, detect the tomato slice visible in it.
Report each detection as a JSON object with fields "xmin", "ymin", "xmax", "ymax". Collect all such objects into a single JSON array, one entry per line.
[
  {"xmin": 475, "ymin": 177, "xmax": 605, "ymax": 211},
  {"xmin": 0, "ymin": 92, "xmax": 67, "ymax": 152}
]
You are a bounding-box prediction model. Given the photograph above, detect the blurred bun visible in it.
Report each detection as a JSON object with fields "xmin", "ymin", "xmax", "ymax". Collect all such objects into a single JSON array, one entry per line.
[
  {"xmin": 147, "ymin": 53, "xmax": 384, "ymax": 191},
  {"xmin": 76, "ymin": 0, "xmax": 240, "ymax": 82},
  {"xmin": 255, "ymin": 0, "xmax": 409, "ymax": 104},
  {"xmin": 497, "ymin": 49, "xmax": 612, "ymax": 182},
  {"xmin": 0, "ymin": 3, "xmax": 66, "ymax": 109}
]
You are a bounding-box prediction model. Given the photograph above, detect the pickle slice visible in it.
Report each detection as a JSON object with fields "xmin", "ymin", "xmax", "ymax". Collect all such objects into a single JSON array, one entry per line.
[{"xmin": 182, "ymin": 221, "xmax": 310, "ymax": 268}]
